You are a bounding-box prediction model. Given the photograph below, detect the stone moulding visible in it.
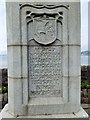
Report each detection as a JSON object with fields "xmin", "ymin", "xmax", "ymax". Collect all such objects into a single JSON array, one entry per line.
[
  {"xmin": 19, "ymin": 3, "xmax": 69, "ymax": 110},
  {"xmin": 20, "ymin": 4, "xmax": 69, "ymax": 9}
]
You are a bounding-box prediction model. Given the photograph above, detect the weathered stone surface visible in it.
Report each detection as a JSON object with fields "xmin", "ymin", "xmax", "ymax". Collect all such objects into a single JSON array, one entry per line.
[{"xmin": 0, "ymin": 1, "xmax": 89, "ymax": 119}]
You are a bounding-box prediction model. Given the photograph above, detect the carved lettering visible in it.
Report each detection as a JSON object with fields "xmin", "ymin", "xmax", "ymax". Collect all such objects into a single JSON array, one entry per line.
[{"xmin": 29, "ymin": 45, "xmax": 62, "ymax": 97}]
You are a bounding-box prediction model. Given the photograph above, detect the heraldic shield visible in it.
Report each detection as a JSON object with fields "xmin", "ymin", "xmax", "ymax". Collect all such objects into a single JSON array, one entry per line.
[{"xmin": 34, "ymin": 17, "xmax": 56, "ymax": 45}]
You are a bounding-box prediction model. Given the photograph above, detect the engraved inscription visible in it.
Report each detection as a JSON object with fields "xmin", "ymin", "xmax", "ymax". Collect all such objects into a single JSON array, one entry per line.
[{"xmin": 29, "ymin": 45, "xmax": 62, "ymax": 97}]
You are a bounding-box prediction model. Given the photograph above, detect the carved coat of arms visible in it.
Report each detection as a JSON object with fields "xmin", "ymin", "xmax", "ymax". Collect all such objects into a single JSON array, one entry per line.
[{"xmin": 34, "ymin": 17, "xmax": 56, "ymax": 45}]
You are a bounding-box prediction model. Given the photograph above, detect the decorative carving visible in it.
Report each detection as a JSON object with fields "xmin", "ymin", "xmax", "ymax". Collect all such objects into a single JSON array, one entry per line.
[
  {"xmin": 33, "ymin": 16, "xmax": 56, "ymax": 45},
  {"xmin": 27, "ymin": 13, "xmax": 63, "ymax": 43}
]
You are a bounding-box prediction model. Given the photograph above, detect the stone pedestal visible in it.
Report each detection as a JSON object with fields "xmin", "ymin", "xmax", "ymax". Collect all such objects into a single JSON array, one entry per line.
[
  {"xmin": 0, "ymin": 1, "xmax": 89, "ymax": 119},
  {"xmin": 0, "ymin": 104, "xmax": 89, "ymax": 119}
]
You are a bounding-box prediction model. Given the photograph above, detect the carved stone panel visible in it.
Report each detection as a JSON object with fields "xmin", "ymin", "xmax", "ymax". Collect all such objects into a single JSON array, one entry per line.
[
  {"xmin": 27, "ymin": 12, "xmax": 63, "ymax": 98},
  {"xmin": 27, "ymin": 13, "xmax": 63, "ymax": 98},
  {"xmin": 29, "ymin": 45, "xmax": 62, "ymax": 97}
]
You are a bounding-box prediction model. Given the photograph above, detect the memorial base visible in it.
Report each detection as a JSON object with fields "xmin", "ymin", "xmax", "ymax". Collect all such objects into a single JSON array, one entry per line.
[{"xmin": 0, "ymin": 104, "xmax": 89, "ymax": 120}]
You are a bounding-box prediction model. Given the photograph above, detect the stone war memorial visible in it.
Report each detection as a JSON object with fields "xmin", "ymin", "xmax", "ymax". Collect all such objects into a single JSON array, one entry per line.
[{"xmin": 0, "ymin": 1, "xmax": 89, "ymax": 119}]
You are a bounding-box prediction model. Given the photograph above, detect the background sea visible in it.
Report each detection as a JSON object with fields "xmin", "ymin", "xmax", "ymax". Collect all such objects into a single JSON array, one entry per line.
[
  {"xmin": 0, "ymin": 55, "xmax": 89, "ymax": 69},
  {"xmin": 0, "ymin": 55, "xmax": 7, "ymax": 68},
  {"xmin": 81, "ymin": 56, "xmax": 89, "ymax": 66}
]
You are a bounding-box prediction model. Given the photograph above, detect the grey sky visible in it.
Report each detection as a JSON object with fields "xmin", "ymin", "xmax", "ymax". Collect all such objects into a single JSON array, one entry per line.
[
  {"xmin": 0, "ymin": 0, "xmax": 7, "ymax": 54},
  {"xmin": 0, "ymin": 0, "xmax": 89, "ymax": 54},
  {"xmin": 81, "ymin": 0, "xmax": 88, "ymax": 51}
]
